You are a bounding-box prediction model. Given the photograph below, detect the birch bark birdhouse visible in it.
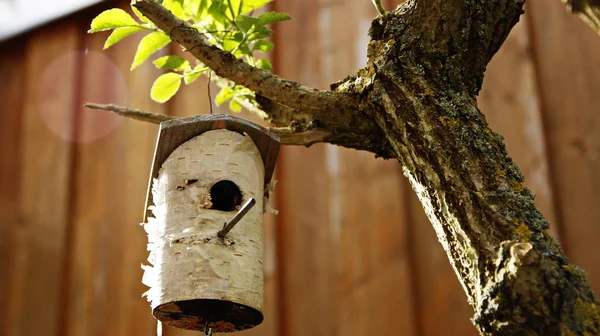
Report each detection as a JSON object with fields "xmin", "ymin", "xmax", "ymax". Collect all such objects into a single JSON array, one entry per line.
[{"xmin": 141, "ymin": 114, "xmax": 279, "ymax": 333}]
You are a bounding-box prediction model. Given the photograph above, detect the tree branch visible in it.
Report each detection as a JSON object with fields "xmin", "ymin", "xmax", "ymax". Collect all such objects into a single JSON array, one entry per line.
[
  {"xmin": 85, "ymin": 103, "xmax": 173, "ymax": 123},
  {"xmin": 84, "ymin": 103, "xmax": 331, "ymax": 146},
  {"xmin": 133, "ymin": 0, "xmax": 356, "ymax": 128},
  {"xmin": 379, "ymin": 0, "xmax": 525, "ymax": 95}
]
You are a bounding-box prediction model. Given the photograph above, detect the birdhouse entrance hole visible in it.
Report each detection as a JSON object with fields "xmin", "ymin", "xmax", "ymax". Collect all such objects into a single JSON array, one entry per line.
[{"xmin": 210, "ymin": 180, "xmax": 242, "ymax": 211}]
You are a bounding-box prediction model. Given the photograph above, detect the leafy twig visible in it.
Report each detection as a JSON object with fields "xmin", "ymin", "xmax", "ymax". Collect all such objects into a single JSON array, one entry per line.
[{"xmin": 133, "ymin": 0, "xmax": 356, "ymax": 118}]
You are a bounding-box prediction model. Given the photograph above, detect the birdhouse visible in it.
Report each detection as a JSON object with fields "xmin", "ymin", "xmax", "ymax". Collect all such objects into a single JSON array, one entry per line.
[{"xmin": 141, "ymin": 114, "xmax": 279, "ymax": 333}]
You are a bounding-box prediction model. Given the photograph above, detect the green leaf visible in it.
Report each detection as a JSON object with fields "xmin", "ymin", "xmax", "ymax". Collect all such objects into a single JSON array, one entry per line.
[
  {"xmin": 229, "ymin": 99, "xmax": 242, "ymax": 112},
  {"xmin": 223, "ymin": 38, "xmax": 240, "ymax": 52},
  {"xmin": 184, "ymin": 70, "xmax": 203, "ymax": 84},
  {"xmin": 163, "ymin": 0, "xmax": 185, "ymax": 19},
  {"xmin": 89, "ymin": 8, "xmax": 139, "ymax": 33},
  {"xmin": 256, "ymin": 59, "xmax": 272, "ymax": 71},
  {"xmin": 208, "ymin": 1, "xmax": 229, "ymax": 27},
  {"xmin": 183, "ymin": 65, "xmax": 209, "ymax": 84},
  {"xmin": 151, "ymin": 73, "xmax": 183, "ymax": 103},
  {"xmin": 248, "ymin": 30, "xmax": 273, "ymax": 41},
  {"xmin": 103, "ymin": 26, "xmax": 145, "ymax": 49},
  {"xmin": 257, "ymin": 11, "xmax": 291, "ymax": 25},
  {"xmin": 253, "ymin": 40, "xmax": 274, "ymax": 52},
  {"xmin": 184, "ymin": 0, "xmax": 208, "ymax": 19},
  {"xmin": 235, "ymin": 15, "xmax": 260, "ymax": 32},
  {"xmin": 131, "ymin": 31, "xmax": 171, "ymax": 70},
  {"xmin": 226, "ymin": 0, "xmax": 241, "ymax": 20},
  {"xmin": 233, "ymin": 0, "xmax": 272, "ymax": 15},
  {"xmin": 131, "ymin": 5, "xmax": 153, "ymax": 24},
  {"xmin": 153, "ymin": 55, "xmax": 190, "ymax": 71},
  {"xmin": 215, "ymin": 86, "xmax": 235, "ymax": 105}
]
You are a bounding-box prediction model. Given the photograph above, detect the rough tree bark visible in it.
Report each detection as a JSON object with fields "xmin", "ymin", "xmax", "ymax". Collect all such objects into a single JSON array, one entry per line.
[{"xmin": 91, "ymin": 0, "xmax": 600, "ymax": 334}]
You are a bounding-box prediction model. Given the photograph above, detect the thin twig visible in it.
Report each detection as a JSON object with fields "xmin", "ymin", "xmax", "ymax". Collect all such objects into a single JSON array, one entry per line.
[
  {"xmin": 84, "ymin": 103, "xmax": 332, "ymax": 147},
  {"xmin": 371, "ymin": 0, "xmax": 386, "ymax": 15},
  {"xmin": 84, "ymin": 103, "xmax": 174, "ymax": 124},
  {"xmin": 208, "ymin": 71, "xmax": 213, "ymax": 114}
]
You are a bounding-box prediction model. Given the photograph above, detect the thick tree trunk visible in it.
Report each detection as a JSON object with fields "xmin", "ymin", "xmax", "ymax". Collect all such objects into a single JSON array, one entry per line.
[{"xmin": 351, "ymin": 1, "xmax": 600, "ymax": 334}]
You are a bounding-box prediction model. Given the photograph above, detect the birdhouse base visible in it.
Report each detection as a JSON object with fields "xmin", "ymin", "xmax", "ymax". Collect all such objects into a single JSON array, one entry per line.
[{"xmin": 154, "ymin": 299, "xmax": 263, "ymax": 332}]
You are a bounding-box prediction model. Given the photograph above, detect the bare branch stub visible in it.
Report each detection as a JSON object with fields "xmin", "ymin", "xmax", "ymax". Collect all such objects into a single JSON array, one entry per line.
[
  {"xmin": 84, "ymin": 103, "xmax": 337, "ymax": 147},
  {"xmin": 85, "ymin": 103, "xmax": 174, "ymax": 124}
]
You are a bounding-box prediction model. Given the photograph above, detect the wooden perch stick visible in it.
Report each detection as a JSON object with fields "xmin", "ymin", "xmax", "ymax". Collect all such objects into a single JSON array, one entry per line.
[{"xmin": 218, "ymin": 198, "xmax": 256, "ymax": 238}]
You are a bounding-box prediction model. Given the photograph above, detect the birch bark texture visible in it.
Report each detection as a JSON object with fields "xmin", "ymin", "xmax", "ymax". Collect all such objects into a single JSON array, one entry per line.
[{"xmin": 142, "ymin": 126, "xmax": 273, "ymax": 333}]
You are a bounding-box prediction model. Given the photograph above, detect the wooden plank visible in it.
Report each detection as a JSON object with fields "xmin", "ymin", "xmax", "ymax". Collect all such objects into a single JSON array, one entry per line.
[
  {"xmin": 325, "ymin": 1, "xmax": 418, "ymax": 335},
  {"xmin": 337, "ymin": 153, "xmax": 418, "ymax": 336},
  {"xmin": 60, "ymin": 5, "xmax": 164, "ymax": 335},
  {"xmin": 273, "ymin": 1, "xmax": 340, "ymax": 336},
  {"xmin": 3, "ymin": 20, "xmax": 79, "ymax": 336},
  {"xmin": 0, "ymin": 38, "xmax": 26, "ymax": 335},
  {"xmin": 527, "ymin": 0, "xmax": 600, "ymax": 293},
  {"xmin": 277, "ymin": 144, "xmax": 338, "ymax": 336}
]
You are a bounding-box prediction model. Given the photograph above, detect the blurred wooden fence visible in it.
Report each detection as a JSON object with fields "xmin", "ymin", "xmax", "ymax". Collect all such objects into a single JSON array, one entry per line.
[{"xmin": 1, "ymin": 0, "xmax": 599, "ymax": 335}]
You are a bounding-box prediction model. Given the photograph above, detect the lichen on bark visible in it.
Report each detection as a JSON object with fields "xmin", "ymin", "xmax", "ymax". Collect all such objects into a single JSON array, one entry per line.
[{"xmin": 350, "ymin": 0, "xmax": 600, "ymax": 334}]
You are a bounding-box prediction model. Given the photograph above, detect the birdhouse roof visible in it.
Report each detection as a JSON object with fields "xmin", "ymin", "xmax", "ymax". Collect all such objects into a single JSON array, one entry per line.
[{"xmin": 143, "ymin": 114, "xmax": 280, "ymax": 221}]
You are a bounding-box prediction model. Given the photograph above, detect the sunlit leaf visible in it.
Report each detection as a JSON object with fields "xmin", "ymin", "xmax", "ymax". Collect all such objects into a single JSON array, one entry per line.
[
  {"xmin": 248, "ymin": 30, "xmax": 273, "ymax": 40},
  {"xmin": 131, "ymin": 31, "xmax": 171, "ymax": 70},
  {"xmin": 104, "ymin": 26, "xmax": 145, "ymax": 49},
  {"xmin": 235, "ymin": 15, "xmax": 259, "ymax": 32},
  {"xmin": 229, "ymin": 99, "xmax": 242, "ymax": 112},
  {"xmin": 256, "ymin": 59, "xmax": 272, "ymax": 71},
  {"xmin": 257, "ymin": 11, "xmax": 291, "ymax": 25},
  {"xmin": 153, "ymin": 55, "xmax": 190, "ymax": 71},
  {"xmin": 233, "ymin": 0, "xmax": 272, "ymax": 15},
  {"xmin": 215, "ymin": 86, "xmax": 235, "ymax": 105},
  {"xmin": 89, "ymin": 8, "xmax": 139, "ymax": 33},
  {"xmin": 184, "ymin": 69, "xmax": 205, "ymax": 84},
  {"xmin": 131, "ymin": 5, "xmax": 153, "ymax": 24},
  {"xmin": 253, "ymin": 40, "xmax": 274, "ymax": 52},
  {"xmin": 208, "ymin": 1, "xmax": 229, "ymax": 26},
  {"xmin": 184, "ymin": 0, "xmax": 209, "ymax": 19},
  {"xmin": 151, "ymin": 73, "xmax": 183, "ymax": 103},
  {"xmin": 163, "ymin": 0, "xmax": 185, "ymax": 19},
  {"xmin": 223, "ymin": 38, "xmax": 241, "ymax": 51}
]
